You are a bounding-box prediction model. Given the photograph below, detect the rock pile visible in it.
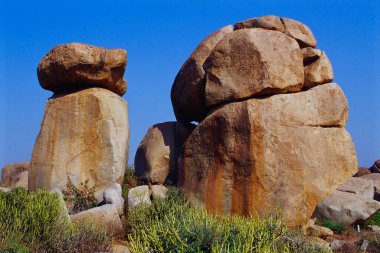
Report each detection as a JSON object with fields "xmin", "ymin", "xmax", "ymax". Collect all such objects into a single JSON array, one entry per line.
[
  {"xmin": 133, "ymin": 15, "xmax": 358, "ymax": 228},
  {"xmin": 29, "ymin": 43, "xmax": 130, "ymax": 201}
]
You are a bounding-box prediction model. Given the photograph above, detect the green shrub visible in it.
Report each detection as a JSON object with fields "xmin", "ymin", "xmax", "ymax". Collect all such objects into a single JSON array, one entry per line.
[
  {"xmin": 63, "ymin": 177, "xmax": 97, "ymax": 213},
  {"xmin": 126, "ymin": 187, "xmax": 327, "ymax": 253},
  {"xmin": 365, "ymin": 210, "xmax": 380, "ymax": 226},
  {"xmin": 0, "ymin": 188, "xmax": 111, "ymax": 253},
  {"xmin": 322, "ymin": 219, "xmax": 345, "ymax": 233}
]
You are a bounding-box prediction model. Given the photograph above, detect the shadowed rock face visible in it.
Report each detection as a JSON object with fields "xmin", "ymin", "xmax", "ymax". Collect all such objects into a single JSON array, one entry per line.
[
  {"xmin": 1, "ymin": 162, "xmax": 29, "ymax": 189},
  {"xmin": 37, "ymin": 43, "xmax": 127, "ymax": 96},
  {"xmin": 179, "ymin": 83, "xmax": 357, "ymax": 227},
  {"xmin": 29, "ymin": 88, "xmax": 130, "ymax": 199}
]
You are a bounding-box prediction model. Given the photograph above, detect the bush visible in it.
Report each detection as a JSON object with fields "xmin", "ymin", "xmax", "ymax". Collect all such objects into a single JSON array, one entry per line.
[
  {"xmin": 322, "ymin": 219, "xmax": 345, "ymax": 234},
  {"xmin": 63, "ymin": 177, "xmax": 97, "ymax": 213},
  {"xmin": 126, "ymin": 187, "xmax": 327, "ymax": 253},
  {"xmin": 365, "ymin": 210, "xmax": 380, "ymax": 226},
  {"xmin": 0, "ymin": 188, "xmax": 111, "ymax": 253}
]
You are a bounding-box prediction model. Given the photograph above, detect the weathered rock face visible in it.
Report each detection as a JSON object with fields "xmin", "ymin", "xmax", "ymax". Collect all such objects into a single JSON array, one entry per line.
[
  {"xmin": 135, "ymin": 121, "xmax": 194, "ymax": 185},
  {"xmin": 171, "ymin": 26, "xmax": 233, "ymax": 123},
  {"xmin": 281, "ymin": 18, "xmax": 317, "ymax": 48},
  {"xmin": 361, "ymin": 173, "xmax": 380, "ymax": 201},
  {"xmin": 336, "ymin": 177, "xmax": 374, "ymax": 200},
  {"xmin": 29, "ymin": 88, "xmax": 130, "ymax": 197},
  {"xmin": 304, "ymin": 52, "xmax": 333, "ymax": 89},
  {"xmin": 37, "ymin": 43, "xmax": 127, "ymax": 96},
  {"xmin": 234, "ymin": 15, "xmax": 285, "ymax": 31},
  {"xmin": 1, "ymin": 162, "xmax": 29, "ymax": 189},
  {"xmin": 179, "ymin": 83, "xmax": 357, "ymax": 227},
  {"xmin": 204, "ymin": 29, "xmax": 304, "ymax": 106}
]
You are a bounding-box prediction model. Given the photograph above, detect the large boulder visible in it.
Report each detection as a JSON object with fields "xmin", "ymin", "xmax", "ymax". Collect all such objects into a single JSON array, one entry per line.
[
  {"xmin": 134, "ymin": 121, "xmax": 194, "ymax": 185},
  {"xmin": 29, "ymin": 88, "xmax": 129, "ymax": 200},
  {"xmin": 204, "ymin": 29, "xmax": 304, "ymax": 106},
  {"xmin": 336, "ymin": 177, "xmax": 374, "ymax": 200},
  {"xmin": 304, "ymin": 52, "xmax": 334, "ymax": 89},
  {"xmin": 0, "ymin": 162, "xmax": 29, "ymax": 189},
  {"xmin": 37, "ymin": 43, "xmax": 127, "ymax": 96},
  {"xmin": 360, "ymin": 173, "xmax": 380, "ymax": 201},
  {"xmin": 178, "ymin": 83, "xmax": 357, "ymax": 227},
  {"xmin": 171, "ymin": 26, "xmax": 233, "ymax": 123},
  {"xmin": 314, "ymin": 191, "xmax": 380, "ymax": 225}
]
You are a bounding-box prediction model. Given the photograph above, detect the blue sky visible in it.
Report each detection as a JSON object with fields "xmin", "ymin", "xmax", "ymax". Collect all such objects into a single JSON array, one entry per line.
[{"xmin": 0, "ymin": 0, "xmax": 379, "ymax": 171}]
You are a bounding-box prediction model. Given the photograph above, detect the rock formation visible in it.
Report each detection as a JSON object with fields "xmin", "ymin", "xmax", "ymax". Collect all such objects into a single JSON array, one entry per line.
[
  {"xmin": 0, "ymin": 162, "xmax": 29, "ymax": 189},
  {"xmin": 29, "ymin": 43, "xmax": 130, "ymax": 200},
  {"xmin": 134, "ymin": 121, "xmax": 194, "ymax": 185},
  {"xmin": 169, "ymin": 15, "xmax": 358, "ymax": 227}
]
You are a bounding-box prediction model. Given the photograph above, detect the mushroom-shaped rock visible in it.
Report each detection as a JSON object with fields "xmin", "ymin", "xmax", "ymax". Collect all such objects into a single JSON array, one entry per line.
[
  {"xmin": 37, "ymin": 43, "xmax": 127, "ymax": 96},
  {"xmin": 135, "ymin": 121, "xmax": 194, "ymax": 185},
  {"xmin": 204, "ymin": 29, "xmax": 304, "ymax": 106},
  {"xmin": 171, "ymin": 26, "xmax": 233, "ymax": 123},
  {"xmin": 179, "ymin": 83, "xmax": 357, "ymax": 227}
]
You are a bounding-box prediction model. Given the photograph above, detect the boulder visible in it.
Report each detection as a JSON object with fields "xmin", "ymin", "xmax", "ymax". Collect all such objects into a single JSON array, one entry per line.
[
  {"xmin": 171, "ymin": 25, "xmax": 233, "ymax": 123},
  {"xmin": 314, "ymin": 190, "xmax": 380, "ymax": 225},
  {"xmin": 306, "ymin": 224, "xmax": 334, "ymax": 239},
  {"xmin": 70, "ymin": 204, "xmax": 124, "ymax": 235},
  {"xmin": 37, "ymin": 43, "xmax": 127, "ymax": 96},
  {"xmin": 179, "ymin": 83, "xmax": 357, "ymax": 227},
  {"xmin": 304, "ymin": 52, "xmax": 334, "ymax": 89},
  {"xmin": 360, "ymin": 173, "xmax": 380, "ymax": 201},
  {"xmin": 0, "ymin": 162, "xmax": 29, "ymax": 189},
  {"xmin": 370, "ymin": 159, "xmax": 380, "ymax": 173},
  {"xmin": 29, "ymin": 88, "xmax": 130, "ymax": 200},
  {"xmin": 302, "ymin": 47, "xmax": 322, "ymax": 65},
  {"xmin": 204, "ymin": 29, "xmax": 304, "ymax": 106},
  {"xmin": 104, "ymin": 183, "xmax": 124, "ymax": 215},
  {"xmin": 354, "ymin": 167, "xmax": 371, "ymax": 177},
  {"xmin": 150, "ymin": 185, "xmax": 168, "ymax": 200},
  {"xmin": 135, "ymin": 121, "xmax": 194, "ymax": 185},
  {"xmin": 336, "ymin": 177, "xmax": 374, "ymax": 200},
  {"xmin": 234, "ymin": 15, "xmax": 285, "ymax": 31},
  {"xmin": 281, "ymin": 17, "xmax": 317, "ymax": 48},
  {"xmin": 128, "ymin": 185, "xmax": 151, "ymax": 208}
]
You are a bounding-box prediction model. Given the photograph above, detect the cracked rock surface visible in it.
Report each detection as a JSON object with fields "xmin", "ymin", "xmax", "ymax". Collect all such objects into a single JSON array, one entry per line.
[{"xmin": 29, "ymin": 88, "xmax": 130, "ymax": 199}]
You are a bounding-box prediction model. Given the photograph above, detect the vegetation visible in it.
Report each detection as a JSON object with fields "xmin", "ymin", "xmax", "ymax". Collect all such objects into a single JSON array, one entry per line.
[
  {"xmin": 365, "ymin": 210, "xmax": 380, "ymax": 226},
  {"xmin": 0, "ymin": 188, "xmax": 111, "ymax": 253},
  {"xmin": 63, "ymin": 177, "xmax": 97, "ymax": 213},
  {"xmin": 321, "ymin": 219, "xmax": 345, "ymax": 234},
  {"xmin": 126, "ymin": 187, "xmax": 327, "ymax": 253}
]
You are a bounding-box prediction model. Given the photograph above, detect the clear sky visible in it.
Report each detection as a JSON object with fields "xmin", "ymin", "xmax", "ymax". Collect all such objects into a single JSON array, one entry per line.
[{"xmin": 0, "ymin": 0, "xmax": 379, "ymax": 172}]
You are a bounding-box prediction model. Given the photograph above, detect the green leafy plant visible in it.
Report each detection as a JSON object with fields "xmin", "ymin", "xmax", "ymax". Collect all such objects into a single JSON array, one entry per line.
[
  {"xmin": 126, "ymin": 187, "xmax": 328, "ymax": 253},
  {"xmin": 63, "ymin": 177, "xmax": 97, "ymax": 213},
  {"xmin": 365, "ymin": 210, "xmax": 380, "ymax": 226},
  {"xmin": 322, "ymin": 219, "xmax": 345, "ymax": 234}
]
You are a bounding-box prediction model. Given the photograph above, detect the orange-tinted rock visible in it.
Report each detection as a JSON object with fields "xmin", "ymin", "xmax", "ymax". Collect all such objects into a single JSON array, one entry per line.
[
  {"xmin": 354, "ymin": 167, "xmax": 371, "ymax": 177},
  {"xmin": 304, "ymin": 52, "xmax": 334, "ymax": 89},
  {"xmin": 281, "ymin": 17, "xmax": 317, "ymax": 48},
  {"xmin": 302, "ymin": 47, "xmax": 322, "ymax": 65},
  {"xmin": 234, "ymin": 15, "xmax": 285, "ymax": 31},
  {"xmin": 370, "ymin": 159, "xmax": 380, "ymax": 173},
  {"xmin": 29, "ymin": 88, "xmax": 130, "ymax": 199},
  {"xmin": 204, "ymin": 29, "xmax": 304, "ymax": 106},
  {"xmin": 37, "ymin": 43, "xmax": 127, "ymax": 96},
  {"xmin": 179, "ymin": 83, "xmax": 357, "ymax": 227},
  {"xmin": 171, "ymin": 26, "xmax": 233, "ymax": 123},
  {"xmin": 134, "ymin": 121, "xmax": 195, "ymax": 185}
]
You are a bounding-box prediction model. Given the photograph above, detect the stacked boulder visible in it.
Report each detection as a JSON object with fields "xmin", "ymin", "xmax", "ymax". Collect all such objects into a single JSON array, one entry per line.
[
  {"xmin": 29, "ymin": 43, "xmax": 130, "ymax": 202},
  {"xmin": 168, "ymin": 15, "xmax": 357, "ymax": 227}
]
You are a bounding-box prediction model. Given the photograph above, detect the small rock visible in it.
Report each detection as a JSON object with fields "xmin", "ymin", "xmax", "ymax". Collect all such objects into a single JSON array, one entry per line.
[
  {"xmin": 281, "ymin": 17, "xmax": 317, "ymax": 48},
  {"xmin": 306, "ymin": 224, "xmax": 334, "ymax": 238},
  {"xmin": 370, "ymin": 159, "xmax": 380, "ymax": 173},
  {"xmin": 0, "ymin": 187, "xmax": 10, "ymax": 192},
  {"xmin": 303, "ymin": 237, "xmax": 332, "ymax": 252},
  {"xmin": 70, "ymin": 204, "xmax": 124, "ymax": 236},
  {"xmin": 150, "ymin": 185, "xmax": 168, "ymax": 200},
  {"xmin": 304, "ymin": 52, "xmax": 334, "ymax": 89},
  {"xmin": 1, "ymin": 162, "xmax": 29, "ymax": 189},
  {"xmin": 104, "ymin": 183, "xmax": 124, "ymax": 215},
  {"xmin": 112, "ymin": 242, "xmax": 130, "ymax": 253},
  {"xmin": 128, "ymin": 185, "xmax": 151, "ymax": 208},
  {"xmin": 368, "ymin": 225, "xmax": 380, "ymax": 233},
  {"xmin": 302, "ymin": 47, "xmax": 322, "ymax": 65},
  {"xmin": 234, "ymin": 15, "xmax": 285, "ymax": 31},
  {"xmin": 360, "ymin": 239, "xmax": 369, "ymax": 251},
  {"xmin": 354, "ymin": 167, "xmax": 372, "ymax": 177},
  {"xmin": 337, "ymin": 177, "xmax": 374, "ymax": 200}
]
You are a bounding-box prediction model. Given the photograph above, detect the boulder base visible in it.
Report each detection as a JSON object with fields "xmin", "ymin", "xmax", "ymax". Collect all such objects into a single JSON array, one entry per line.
[{"xmin": 29, "ymin": 88, "xmax": 129, "ymax": 198}]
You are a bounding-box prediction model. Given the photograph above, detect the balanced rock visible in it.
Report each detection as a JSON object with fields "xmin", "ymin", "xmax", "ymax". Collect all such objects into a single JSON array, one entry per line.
[
  {"xmin": 0, "ymin": 162, "xmax": 29, "ymax": 189},
  {"xmin": 179, "ymin": 83, "xmax": 357, "ymax": 227},
  {"xmin": 29, "ymin": 88, "xmax": 130, "ymax": 199},
  {"xmin": 37, "ymin": 43, "xmax": 127, "ymax": 96},
  {"xmin": 204, "ymin": 29, "xmax": 304, "ymax": 106},
  {"xmin": 135, "ymin": 121, "xmax": 194, "ymax": 185},
  {"xmin": 171, "ymin": 26, "xmax": 233, "ymax": 122},
  {"xmin": 304, "ymin": 52, "xmax": 333, "ymax": 89}
]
